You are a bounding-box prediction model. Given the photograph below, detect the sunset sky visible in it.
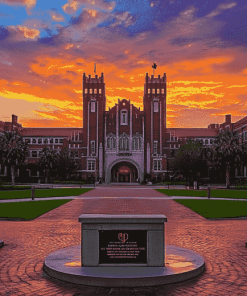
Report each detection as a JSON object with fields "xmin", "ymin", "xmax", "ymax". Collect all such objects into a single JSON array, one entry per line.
[{"xmin": 0, "ymin": 0, "xmax": 247, "ymax": 128}]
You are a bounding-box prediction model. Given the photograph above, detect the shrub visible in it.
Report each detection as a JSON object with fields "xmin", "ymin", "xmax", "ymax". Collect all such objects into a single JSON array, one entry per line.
[{"xmin": 0, "ymin": 185, "xmax": 31, "ymax": 191}]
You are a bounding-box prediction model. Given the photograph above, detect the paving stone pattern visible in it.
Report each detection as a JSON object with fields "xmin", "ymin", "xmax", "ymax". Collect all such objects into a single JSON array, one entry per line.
[{"xmin": 0, "ymin": 188, "xmax": 247, "ymax": 295}]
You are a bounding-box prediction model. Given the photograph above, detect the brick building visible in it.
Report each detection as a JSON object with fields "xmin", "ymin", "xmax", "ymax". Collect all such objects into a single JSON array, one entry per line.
[{"xmin": 1, "ymin": 72, "xmax": 247, "ymax": 183}]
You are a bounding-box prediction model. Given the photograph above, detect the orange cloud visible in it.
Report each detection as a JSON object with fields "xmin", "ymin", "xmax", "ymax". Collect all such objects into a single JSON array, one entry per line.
[{"xmin": 8, "ymin": 25, "xmax": 40, "ymax": 40}]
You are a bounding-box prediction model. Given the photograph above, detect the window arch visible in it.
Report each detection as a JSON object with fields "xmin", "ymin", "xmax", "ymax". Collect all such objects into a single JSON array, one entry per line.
[
  {"xmin": 119, "ymin": 133, "xmax": 129, "ymax": 151},
  {"xmin": 132, "ymin": 133, "xmax": 143, "ymax": 150},
  {"xmin": 106, "ymin": 134, "xmax": 116, "ymax": 150}
]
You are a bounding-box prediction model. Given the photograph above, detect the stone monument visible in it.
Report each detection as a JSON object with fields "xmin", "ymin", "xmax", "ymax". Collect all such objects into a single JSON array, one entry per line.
[{"xmin": 44, "ymin": 214, "xmax": 205, "ymax": 287}]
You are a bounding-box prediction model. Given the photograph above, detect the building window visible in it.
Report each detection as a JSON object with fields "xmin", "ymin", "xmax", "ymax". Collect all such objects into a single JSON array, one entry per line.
[
  {"xmin": 50, "ymin": 139, "xmax": 53, "ymax": 144},
  {"xmin": 171, "ymin": 136, "xmax": 173, "ymax": 141},
  {"xmin": 99, "ymin": 89, "xmax": 102, "ymax": 94},
  {"xmin": 94, "ymin": 89, "xmax": 97, "ymax": 94},
  {"xmin": 157, "ymin": 89, "xmax": 160, "ymax": 94},
  {"xmin": 205, "ymin": 139, "xmax": 208, "ymax": 145},
  {"xmin": 44, "ymin": 138, "xmax": 48, "ymax": 144},
  {"xmin": 154, "ymin": 141, "xmax": 158, "ymax": 154},
  {"xmin": 38, "ymin": 138, "xmax": 42, "ymax": 144},
  {"xmin": 85, "ymin": 89, "xmax": 88, "ymax": 94},
  {"xmin": 121, "ymin": 110, "xmax": 128, "ymax": 125},
  {"xmin": 107, "ymin": 138, "xmax": 111, "ymax": 149},
  {"xmin": 32, "ymin": 139, "xmax": 36, "ymax": 144},
  {"xmin": 119, "ymin": 135, "xmax": 129, "ymax": 151},
  {"xmin": 55, "ymin": 139, "xmax": 58, "ymax": 143},
  {"xmin": 152, "ymin": 89, "xmax": 155, "ymax": 94},
  {"xmin": 88, "ymin": 160, "xmax": 95, "ymax": 171},
  {"xmin": 32, "ymin": 151, "xmax": 38, "ymax": 158},
  {"xmin": 153, "ymin": 160, "xmax": 161, "ymax": 171},
  {"xmin": 107, "ymin": 137, "xmax": 116, "ymax": 150},
  {"xmin": 162, "ymin": 89, "xmax": 164, "ymax": 94},
  {"xmin": 154, "ymin": 101, "xmax": 159, "ymax": 112},
  {"xmin": 148, "ymin": 89, "xmax": 150, "ymax": 94},
  {"xmin": 25, "ymin": 139, "xmax": 31, "ymax": 144},
  {"xmin": 90, "ymin": 89, "xmax": 93, "ymax": 94},
  {"xmin": 91, "ymin": 101, "xmax": 96, "ymax": 112},
  {"xmin": 91, "ymin": 141, "xmax": 95, "ymax": 154},
  {"xmin": 59, "ymin": 139, "xmax": 63, "ymax": 144}
]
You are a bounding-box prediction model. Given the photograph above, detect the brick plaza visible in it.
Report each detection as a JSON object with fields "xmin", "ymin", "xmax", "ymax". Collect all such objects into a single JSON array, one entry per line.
[{"xmin": 0, "ymin": 188, "xmax": 247, "ymax": 296}]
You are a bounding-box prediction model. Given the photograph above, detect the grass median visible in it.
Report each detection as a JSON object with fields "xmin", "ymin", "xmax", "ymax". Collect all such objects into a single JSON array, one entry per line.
[
  {"xmin": 0, "ymin": 188, "xmax": 93, "ymax": 200},
  {"xmin": 0, "ymin": 199, "xmax": 72, "ymax": 220},
  {"xmin": 156, "ymin": 189, "xmax": 247, "ymax": 199},
  {"xmin": 174, "ymin": 199, "xmax": 247, "ymax": 219}
]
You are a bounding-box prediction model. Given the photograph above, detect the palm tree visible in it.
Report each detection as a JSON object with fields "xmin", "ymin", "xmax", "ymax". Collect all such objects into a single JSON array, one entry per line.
[
  {"xmin": 38, "ymin": 147, "xmax": 59, "ymax": 183},
  {"xmin": 172, "ymin": 139, "xmax": 208, "ymax": 185},
  {"xmin": 0, "ymin": 131, "xmax": 29, "ymax": 185},
  {"xmin": 210, "ymin": 130, "xmax": 244, "ymax": 188}
]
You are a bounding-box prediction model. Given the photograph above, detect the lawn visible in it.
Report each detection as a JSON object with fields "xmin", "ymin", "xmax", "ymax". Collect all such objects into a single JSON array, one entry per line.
[
  {"xmin": 174, "ymin": 199, "xmax": 247, "ymax": 219},
  {"xmin": 0, "ymin": 188, "xmax": 93, "ymax": 200},
  {"xmin": 0, "ymin": 199, "xmax": 72, "ymax": 220},
  {"xmin": 156, "ymin": 189, "xmax": 247, "ymax": 199}
]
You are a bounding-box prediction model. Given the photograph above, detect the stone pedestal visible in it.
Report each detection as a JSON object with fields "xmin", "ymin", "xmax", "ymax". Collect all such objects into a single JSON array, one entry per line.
[{"xmin": 78, "ymin": 214, "xmax": 167, "ymax": 267}]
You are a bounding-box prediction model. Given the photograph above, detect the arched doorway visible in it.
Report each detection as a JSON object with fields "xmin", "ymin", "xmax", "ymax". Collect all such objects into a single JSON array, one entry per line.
[{"xmin": 111, "ymin": 161, "xmax": 138, "ymax": 183}]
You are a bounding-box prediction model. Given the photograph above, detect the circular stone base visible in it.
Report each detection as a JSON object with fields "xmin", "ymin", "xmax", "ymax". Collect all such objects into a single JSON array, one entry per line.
[{"xmin": 44, "ymin": 245, "xmax": 205, "ymax": 287}]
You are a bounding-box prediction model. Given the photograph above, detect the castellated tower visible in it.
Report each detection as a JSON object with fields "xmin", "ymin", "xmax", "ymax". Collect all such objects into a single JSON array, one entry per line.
[
  {"xmin": 82, "ymin": 73, "xmax": 106, "ymax": 179},
  {"xmin": 143, "ymin": 73, "xmax": 167, "ymax": 175}
]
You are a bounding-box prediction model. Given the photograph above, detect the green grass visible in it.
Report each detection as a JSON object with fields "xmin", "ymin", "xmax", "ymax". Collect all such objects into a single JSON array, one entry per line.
[
  {"xmin": 0, "ymin": 188, "xmax": 93, "ymax": 200},
  {"xmin": 174, "ymin": 199, "xmax": 247, "ymax": 219},
  {"xmin": 0, "ymin": 199, "xmax": 72, "ymax": 220},
  {"xmin": 156, "ymin": 189, "xmax": 247, "ymax": 199}
]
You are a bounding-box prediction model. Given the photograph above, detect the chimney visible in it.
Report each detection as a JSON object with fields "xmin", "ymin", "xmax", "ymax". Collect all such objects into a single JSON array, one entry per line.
[
  {"xmin": 225, "ymin": 114, "xmax": 231, "ymax": 124},
  {"xmin": 12, "ymin": 115, "xmax": 17, "ymax": 125}
]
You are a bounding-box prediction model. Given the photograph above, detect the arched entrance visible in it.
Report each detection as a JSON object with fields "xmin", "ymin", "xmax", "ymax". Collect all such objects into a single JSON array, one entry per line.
[{"xmin": 111, "ymin": 161, "xmax": 138, "ymax": 183}]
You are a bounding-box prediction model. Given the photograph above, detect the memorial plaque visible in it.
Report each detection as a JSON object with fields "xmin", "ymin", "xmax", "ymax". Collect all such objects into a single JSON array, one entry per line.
[{"xmin": 99, "ymin": 230, "xmax": 147, "ymax": 264}]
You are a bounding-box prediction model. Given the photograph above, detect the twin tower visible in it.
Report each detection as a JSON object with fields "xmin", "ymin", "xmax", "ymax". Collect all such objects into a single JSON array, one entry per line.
[{"xmin": 81, "ymin": 72, "xmax": 167, "ymax": 183}]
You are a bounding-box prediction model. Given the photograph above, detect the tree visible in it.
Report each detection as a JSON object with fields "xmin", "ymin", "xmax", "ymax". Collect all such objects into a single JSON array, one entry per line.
[
  {"xmin": 0, "ymin": 131, "xmax": 29, "ymax": 185},
  {"xmin": 209, "ymin": 130, "xmax": 245, "ymax": 188},
  {"xmin": 38, "ymin": 147, "xmax": 59, "ymax": 182},
  {"xmin": 172, "ymin": 139, "xmax": 208, "ymax": 184},
  {"xmin": 57, "ymin": 148, "xmax": 78, "ymax": 180}
]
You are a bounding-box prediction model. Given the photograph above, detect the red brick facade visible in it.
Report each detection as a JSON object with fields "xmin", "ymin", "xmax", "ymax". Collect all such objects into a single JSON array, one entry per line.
[{"xmin": 1, "ymin": 73, "xmax": 247, "ymax": 183}]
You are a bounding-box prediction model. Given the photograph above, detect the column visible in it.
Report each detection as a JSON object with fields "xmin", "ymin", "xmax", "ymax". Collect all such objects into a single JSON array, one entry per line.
[
  {"xmin": 160, "ymin": 101, "xmax": 162, "ymax": 155},
  {"xmin": 116, "ymin": 104, "xmax": 119, "ymax": 153},
  {"xmin": 147, "ymin": 143, "xmax": 150, "ymax": 174},
  {"xmin": 96, "ymin": 101, "xmax": 99, "ymax": 157},
  {"xmin": 99, "ymin": 143, "xmax": 103, "ymax": 178},
  {"xmin": 87, "ymin": 101, "xmax": 90, "ymax": 156},
  {"xmin": 130, "ymin": 104, "xmax": 132, "ymax": 153}
]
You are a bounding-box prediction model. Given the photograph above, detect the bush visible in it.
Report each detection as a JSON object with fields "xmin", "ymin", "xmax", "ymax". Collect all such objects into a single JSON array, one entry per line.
[
  {"xmin": 235, "ymin": 186, "xmax": 247, "ymax": 190},
  {"xmin": 51, "ymin": 180, "xmax": 87, "ymax": 185},
  {"xmin": 0, "ymin": 185, "xmax": 31, "ymax": 191}
]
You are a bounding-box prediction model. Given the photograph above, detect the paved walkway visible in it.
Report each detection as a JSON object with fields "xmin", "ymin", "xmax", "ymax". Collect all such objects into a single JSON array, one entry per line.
[{"xmin": 0, "ymin": 188, "xmax": 247, "ymax": 295}]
